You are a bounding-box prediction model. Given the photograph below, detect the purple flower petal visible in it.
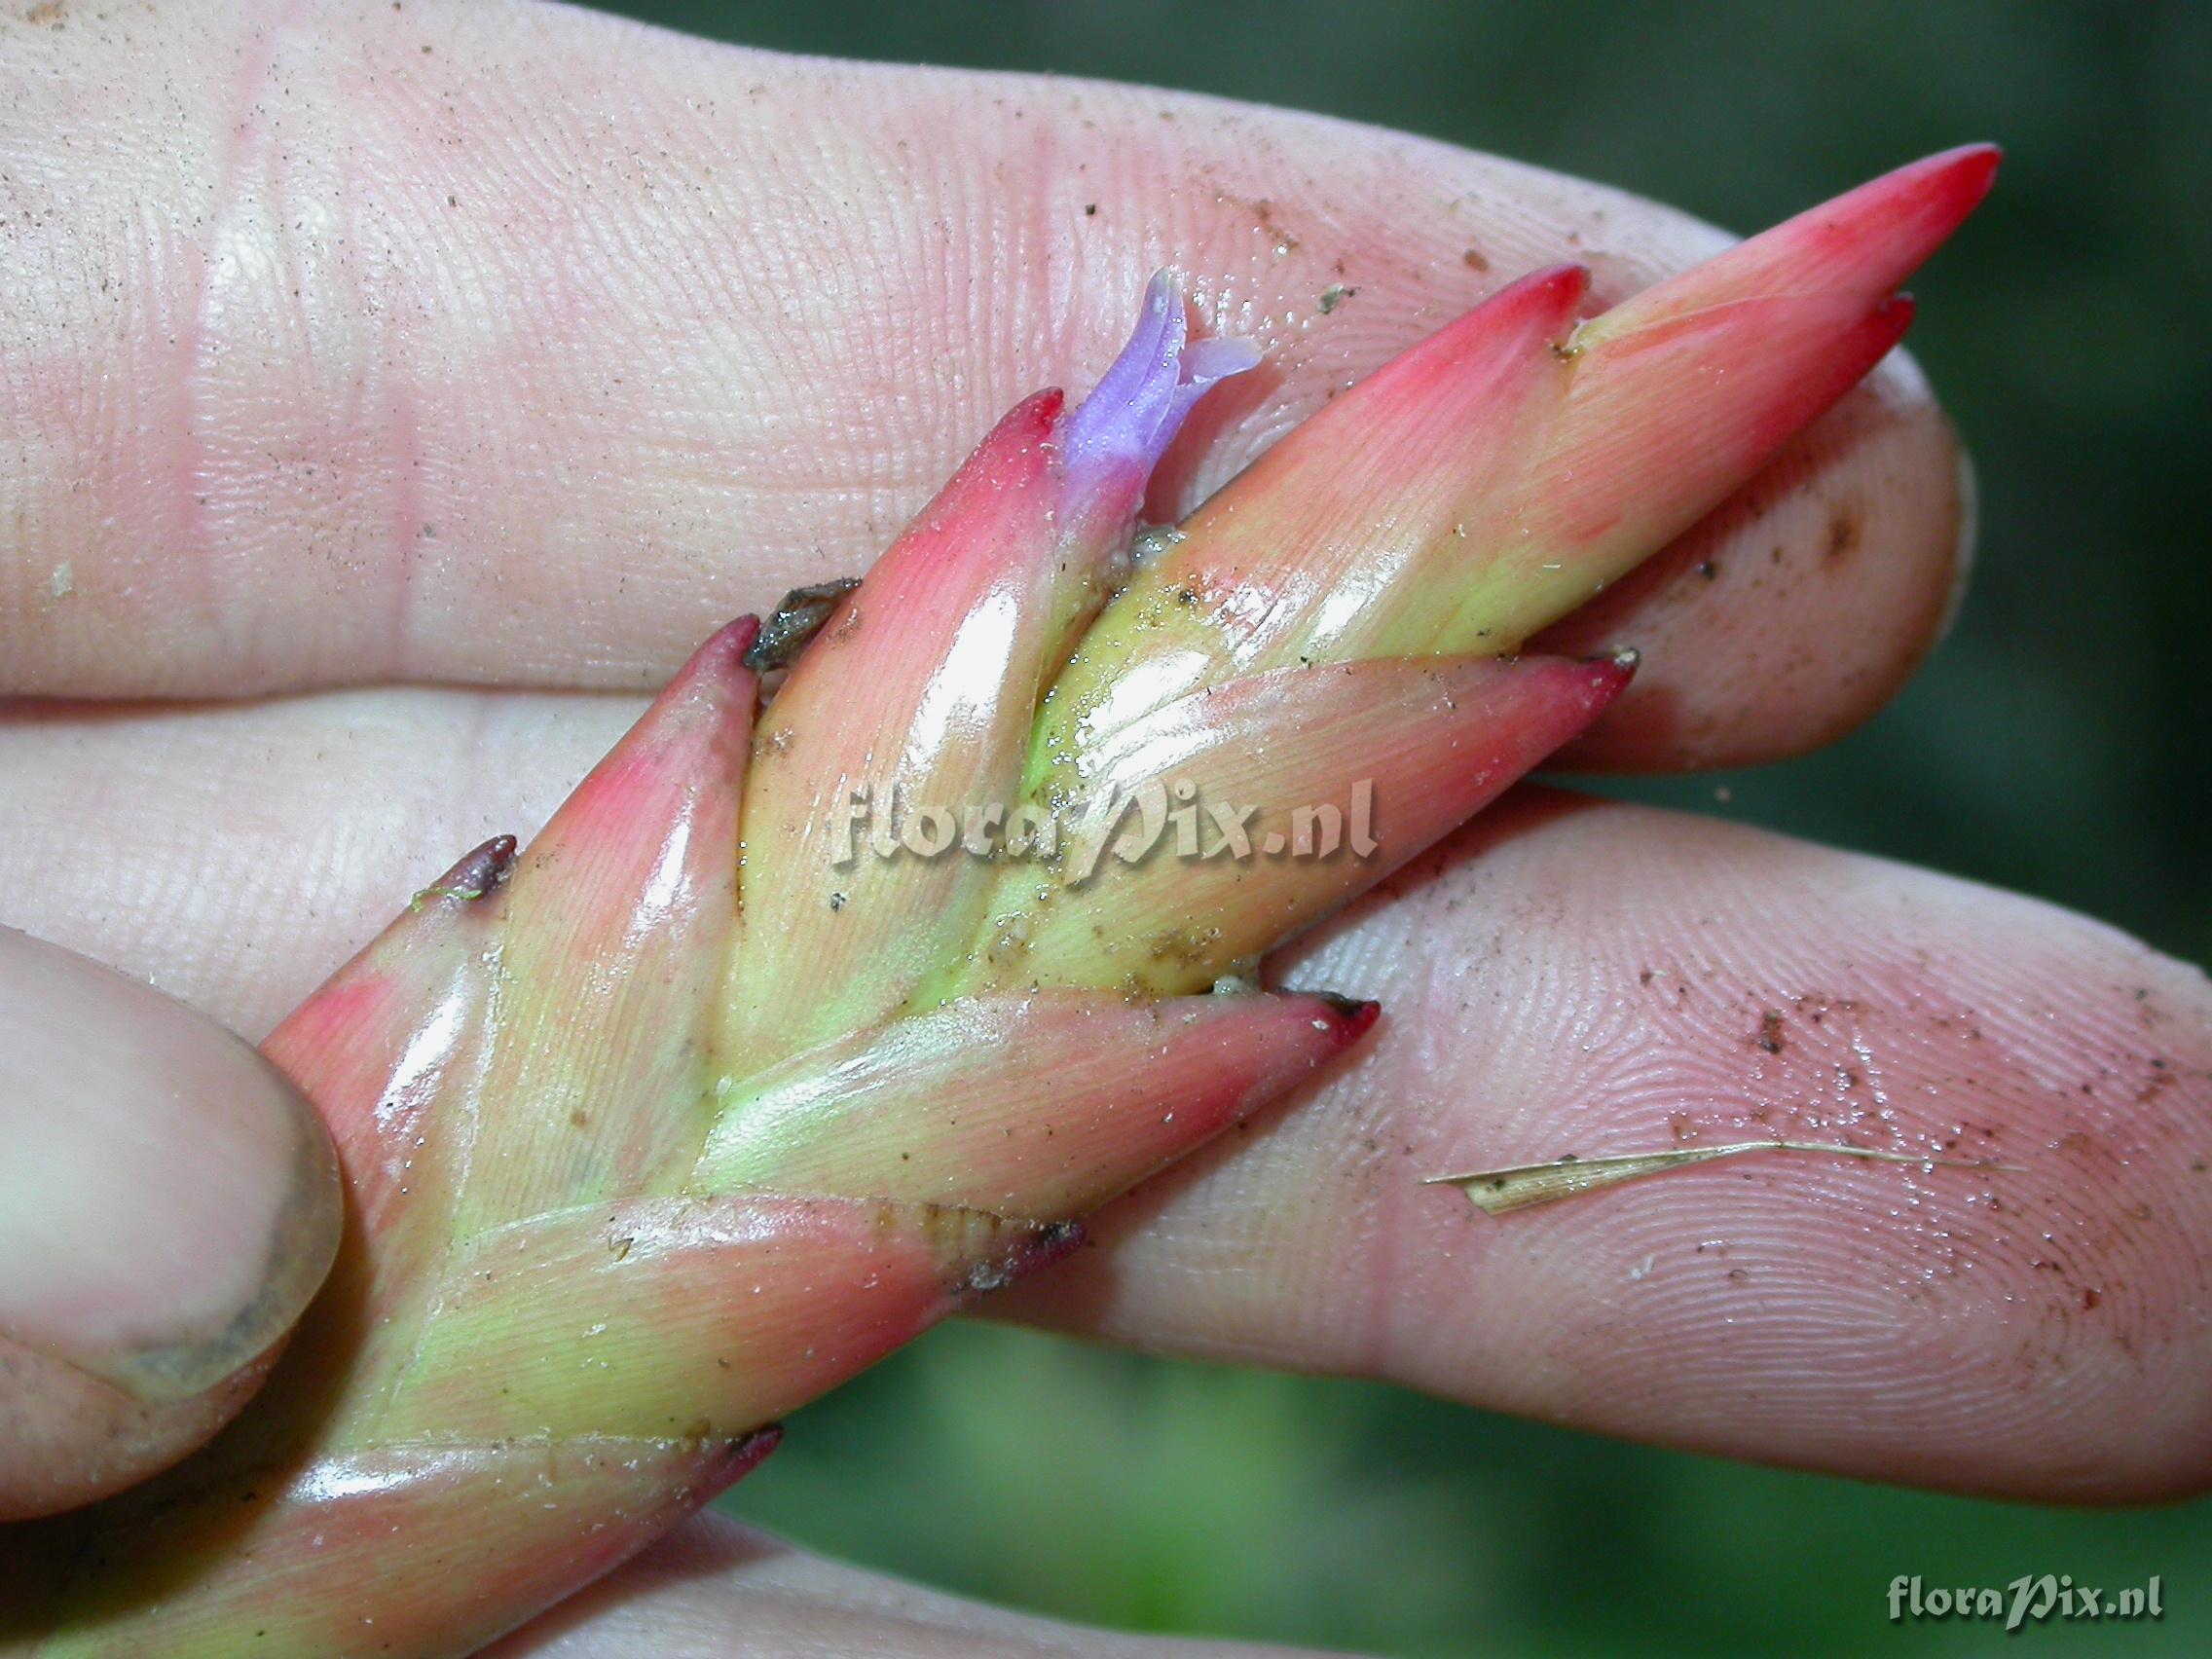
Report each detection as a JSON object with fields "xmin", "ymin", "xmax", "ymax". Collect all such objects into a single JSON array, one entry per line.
[{"xmin": 1063, "ymin": 272, "xmax": 1259, "ymax": 486}]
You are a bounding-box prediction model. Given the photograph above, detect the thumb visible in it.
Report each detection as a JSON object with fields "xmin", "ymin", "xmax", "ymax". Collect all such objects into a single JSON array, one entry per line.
[{"xmin": 0, "ymin": 926, "xmax": 340, "ymax": 1519}]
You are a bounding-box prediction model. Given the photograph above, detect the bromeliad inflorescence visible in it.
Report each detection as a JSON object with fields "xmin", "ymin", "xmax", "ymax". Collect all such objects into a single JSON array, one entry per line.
[{"xmin": 2, "ymin": 146, "xmax": 1996, "ymax": 1657}]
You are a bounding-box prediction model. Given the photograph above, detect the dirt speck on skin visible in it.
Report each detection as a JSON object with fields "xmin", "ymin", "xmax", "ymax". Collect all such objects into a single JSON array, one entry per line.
[
  {"xmin": 1752, "ymin": 1010, "xmax": 1788, "ymax": 1054},
  {"xmin": 1462, "ymin": 248, "xmax": 1490, "ymax": 272},
  {"xmin": 1235, "ymin": 196, "xmax": 1300, "ymax": 256},
  {"xmin": 1318, "ymin": 282, "xmax": 1357, "ymax": 314},
  {"xmin": 1825, "ymin": 505, "xmax": 1863, "ymax": 562}
]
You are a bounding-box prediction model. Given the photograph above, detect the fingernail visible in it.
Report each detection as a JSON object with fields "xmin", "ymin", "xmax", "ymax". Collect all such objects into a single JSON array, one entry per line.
[{"xmin": 0, "ymin": 928, "xmax": 341, "ymax": 1402}]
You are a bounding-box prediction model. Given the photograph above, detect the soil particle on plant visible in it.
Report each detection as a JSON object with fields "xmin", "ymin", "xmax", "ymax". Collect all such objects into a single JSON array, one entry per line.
[{"xmin": 746, "ymin": 578, "xmax": 861, "ymax": 672}]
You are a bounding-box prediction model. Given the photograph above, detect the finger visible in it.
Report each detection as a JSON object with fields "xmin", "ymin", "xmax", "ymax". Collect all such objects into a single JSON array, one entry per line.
[
  {"xmin": 488, "ymin": 1512, "xmax": 1347, "ymax": 1659},
  {"xmin": 994, "ymin": 790, "xmax": 2212, "ymax": 1503},
  {"xmin": 1531, "ymin": 359, "xmax": 1971, "ymax": 770},
  {"xmin": 0, "ymin": 690, "xmax": 641, "ymax": 1036},
  {"xmin": 2, "ymin": 0, "xmax": 1965, "ymax": 767},
  {"xmin": 0, "ymin": 928, "xmax": 340, "ymax": 1518},
  {"xmin": 6, "ymin": 699, "xmax": 2206, "ymax": 1501}
]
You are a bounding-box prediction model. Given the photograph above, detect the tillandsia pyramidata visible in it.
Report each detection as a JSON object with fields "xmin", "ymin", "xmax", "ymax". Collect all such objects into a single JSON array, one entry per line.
[{"xmin": 1, "ymin": 146, "xmax": 1995, "ymax": 1655}]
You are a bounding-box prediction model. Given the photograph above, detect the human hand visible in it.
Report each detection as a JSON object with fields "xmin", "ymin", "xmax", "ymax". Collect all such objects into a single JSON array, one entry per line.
[
  {"xmin": 4, "ymin": 2, "xmax": 2205, "ymax": 1652},
  {"xmin": 0, "ymin": 928, "xmax": 337, "ymax": 1520}
]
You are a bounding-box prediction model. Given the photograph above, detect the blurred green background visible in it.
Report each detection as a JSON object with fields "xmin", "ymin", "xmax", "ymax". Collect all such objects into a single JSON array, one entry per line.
[{"xmin": 590, "ymin": 2, "xmax": 2210, "ymax": 1652}]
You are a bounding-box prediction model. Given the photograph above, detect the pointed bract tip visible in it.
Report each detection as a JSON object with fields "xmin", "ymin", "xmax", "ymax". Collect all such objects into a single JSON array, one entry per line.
[
  {"xmin": 670, "ymin": 612, "xmax": 764, "ymax": 682},
  {"xmin": 712, "ymin": 612, "xmax": 764, "ymax": 658},
  {"xmin": 961, "ymin": 1218, "xmax": 1087, "ymax": 1297},
  {"xmin": 1913, "ymin": 141, "xmax": 2003, "ymax": 207},
  {"xmin": 1425, "ymin": 262, "xmax": 1591, "ymax": 360},
  {"xmin": 1583, "ymin": 145, "xmax": 1992, "ymax": 358},
  {"xmin": 1037, "ymin": 1217, "xmax": 1087, "ymax": 1257},
  {"xmin": 1803, "ymin": 144, "xmax": 1999, "ymax": 271},
  {"xmin": 719, "ymin": 1422, "xmax": 784, "ymax": 1478},
  {"xmin": 1551, "ymin": 649, "xmax": 1641, "ymax": 706},
  {"xmin": 1526, "ymin": 262, "xmax": 1594, "ymax": 305},
  {"xmin": 1310, "ymin": 992, "xmax": 1383, "ymax": 1039},
  {"xmin": 1584, "ymin": 649, "xmax": 1641, "ymax": 702},
  {"xmin": 415, "ymin": 833, "xmax": 518, "ymax": 908}
]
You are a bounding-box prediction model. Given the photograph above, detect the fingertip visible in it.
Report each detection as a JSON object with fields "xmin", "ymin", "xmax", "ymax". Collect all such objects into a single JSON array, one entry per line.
[
  {"xmin": 0, "ymin": 928, "xmax": 340, "ymax": 1513},
  {"xmin": 1536, "ymin": 366, "xmax": 1968, "ymax": 771}
]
